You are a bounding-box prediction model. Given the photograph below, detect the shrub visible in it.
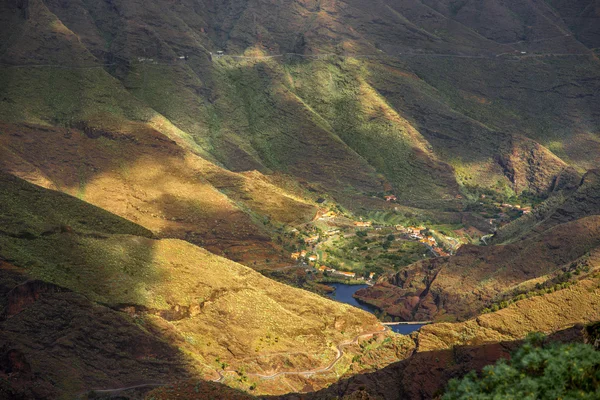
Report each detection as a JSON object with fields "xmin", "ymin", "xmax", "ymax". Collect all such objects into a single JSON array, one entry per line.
[{"xmin": 443, "ymin": 333, "xmax": 600, "ymax": 399}]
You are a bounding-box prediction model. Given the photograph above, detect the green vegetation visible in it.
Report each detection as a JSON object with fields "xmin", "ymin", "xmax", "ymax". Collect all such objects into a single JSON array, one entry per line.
[
  {"xmin": 443, "ymin": 333, "xmax": 600, "ymax": 399},
  {"xmin": 482, "ymin": 256, "xmax": 593, "ymax": 313},
  {"xmin": 318, "ymin": 227, "xmax": 428, "ymax": 276}
]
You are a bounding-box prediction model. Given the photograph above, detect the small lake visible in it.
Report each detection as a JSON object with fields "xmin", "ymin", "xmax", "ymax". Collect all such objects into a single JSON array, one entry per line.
[{"xmin": 326, "ymin": 282, "xmax": 425, "ymax": 335}]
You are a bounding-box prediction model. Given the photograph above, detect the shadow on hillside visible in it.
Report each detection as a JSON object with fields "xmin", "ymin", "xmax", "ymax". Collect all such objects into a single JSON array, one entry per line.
[
  {"xmin": 0, "ymin": 172, "xmax": 205, "ymax": 397},
  {"xmin": 275, "ymin": 325, "xmax": 585, "ymax": 400},
  {"xmin": 0, "ymin": 262, "xmax": 196, "ymax": 399}
]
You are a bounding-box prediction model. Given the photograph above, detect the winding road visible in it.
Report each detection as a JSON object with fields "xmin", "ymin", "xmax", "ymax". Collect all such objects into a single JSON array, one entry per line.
[
  {"xmin": 83, "ymin": 326, "xmax": 393, "ymax": 393},
  {"xmin": 211, "ymin": 326, "xmax": 387, "ymax": 382}
]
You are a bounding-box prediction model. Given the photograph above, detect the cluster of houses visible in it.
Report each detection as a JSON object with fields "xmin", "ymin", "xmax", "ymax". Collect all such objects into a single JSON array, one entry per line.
[
  {"xmin": 304, "ymin": 235, "xmax": 320, "ymax": 244},
  {"xmin": 395, "ymin": 225, "xmax": 451, "ymax": 257},
  {"xmin": 316, "ymin": 265, "xmax": 375, "ymax": 281},
  {"xmin": 290, "ymin": 250, "xmax": 308, "ymax": 260},
  {"xmin": 303, "ymin": 228, "xmax": 340, "ymax": 245},
  {"xmin": 290, "ymin": 251, "xmax": 375, "ymax": 282}
]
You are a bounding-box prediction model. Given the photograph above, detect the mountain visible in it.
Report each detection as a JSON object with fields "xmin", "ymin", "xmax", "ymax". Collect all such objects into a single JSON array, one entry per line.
[
  {"xmin": 150, "ymin": 272, "xmax": 600, "ymax": 399},
  {"xmin": 0, "ymin": 172, "xmax": 405, "ymax": 397},
  {"xmin": 1, "ymin": 0, "xmax": 599, "ymax": 398},
  {"xmin": 2, "ymin": 0, "xmax": 599, "ymax": 214}
]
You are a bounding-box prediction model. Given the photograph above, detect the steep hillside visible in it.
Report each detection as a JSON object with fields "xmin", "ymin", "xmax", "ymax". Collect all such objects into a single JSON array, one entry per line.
[
  {"xmin": 492, "ymin": 169, "xmax": 600, "ymax": 244},
  {"xmin": 355, "ymin": 167, "xmax": 600, "ymax": 321},
  {"xmin": 1, "ymin": 0, "xmax": 598, "ymax": 214},
  {"xmin": 0, "ymin": 120, "xmax": 318, "ymax": 268},
  {"xmin": 276, "ymin": 274, "xmax": 600, "ymax": 400},
  {"xmin": 155, "ymin": 274, "xmax": 600, "ymax": 399},
  {"xmin": 276, "ymin": 327, "xmax": 587, "ymax": 400},
  {"xmin": 0, "ymin": 172, "xmax": 399, "ymax": 397},
  {"xmin": 356, "ymin": 215, "xmax": 600, "ymax": 321},
  {"xmin": 0, "ymin": 263, "xmax": 194, "ymax": 400}
]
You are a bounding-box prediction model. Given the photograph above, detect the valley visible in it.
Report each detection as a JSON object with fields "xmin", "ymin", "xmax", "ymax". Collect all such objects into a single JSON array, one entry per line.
[{"xmin": 0, "ymin": 0, "xmax": 599, "ymax": 399}]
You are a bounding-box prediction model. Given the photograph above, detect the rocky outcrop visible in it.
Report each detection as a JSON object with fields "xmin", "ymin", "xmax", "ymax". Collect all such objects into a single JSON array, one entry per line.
[
  {"xmin": 498, "ymin": 136, "xmax": 569, "ymax": 195},
  {"xmin": 2, "ymin": 280, "xmax": 69, "ymax": 319}
]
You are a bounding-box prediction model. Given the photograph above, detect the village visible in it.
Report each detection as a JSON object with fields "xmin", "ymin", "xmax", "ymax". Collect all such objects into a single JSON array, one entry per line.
[
  {"xmin": 271, "ymin": 188, "xmax": 538, "ymax": 291},
  {"xmin": 284, "ymin": 207, "xmax": 459, "ymax": 285}
]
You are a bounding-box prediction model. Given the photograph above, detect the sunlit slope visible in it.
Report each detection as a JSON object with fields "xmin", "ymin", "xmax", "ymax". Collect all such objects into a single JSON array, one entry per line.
[
  {"xmin": 416, "ymin": 275, "xmax": 600, "ymax": 352},
  {"xmin": 146, "ymin": 269, "xmax": 600, "ymax": 399},
  {"xmin": 3, "ymin": 0, "xmax": 598, "ymax": 210},
  {"xmin": 276, "ymin": 277, "xmax": 600, "ymax": 400},
  {"xmin": 0, "ymin": 172, "xmax": 382, "ymax": 387}
]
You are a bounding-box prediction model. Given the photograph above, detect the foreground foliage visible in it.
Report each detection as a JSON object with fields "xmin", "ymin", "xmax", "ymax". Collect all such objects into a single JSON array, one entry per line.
[{"xmin": 444, "ymin": 333, "xmax": 600, "ymax": 400}]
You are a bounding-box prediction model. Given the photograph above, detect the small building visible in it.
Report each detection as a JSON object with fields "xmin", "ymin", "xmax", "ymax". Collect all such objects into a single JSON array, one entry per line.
[
  {"xmin": 369, "ymin": 272, "xmax": 375, "ymax": 280},
  {"xmin": 337, "ymin": 271, "xmax": 356, "ymax": 279},
  {"xmin": 384, "ymin": 195, "xmax": 397, "ymax": 202},
  {"xmin": 354, "ymin": 221, "xmax": 372, "ymax": 227},
  {"xmin": 300, "ymin": 250, "xmax": 307, "ymax": 257},
  {"xmin": 291, "ymin": 252, "xmax": 300, "ymax": 260},
  {"xmin": 305, "ymin": 235, "xmax": 320, "ymax": 244},
  {"xmin": 308, "ymin": 255, "xmax": 317, "ymax": 262}
]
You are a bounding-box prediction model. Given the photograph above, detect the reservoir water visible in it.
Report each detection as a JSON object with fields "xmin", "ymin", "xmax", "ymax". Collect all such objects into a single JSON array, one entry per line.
[{"xmin": 327, "ymin": 282, "xmax": 425, "ymax": 335}]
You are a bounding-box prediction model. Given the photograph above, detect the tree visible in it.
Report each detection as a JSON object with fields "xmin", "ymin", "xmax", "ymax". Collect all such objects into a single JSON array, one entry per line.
[{"xmin": 443, "ymin": 333, "xmax": 600, "ymax": 399}]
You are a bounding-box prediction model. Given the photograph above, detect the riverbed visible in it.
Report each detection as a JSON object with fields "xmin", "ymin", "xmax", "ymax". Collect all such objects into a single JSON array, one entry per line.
[{"xmin": 327, "ymin": 283, "xmax": 425, "ymax": 335}]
